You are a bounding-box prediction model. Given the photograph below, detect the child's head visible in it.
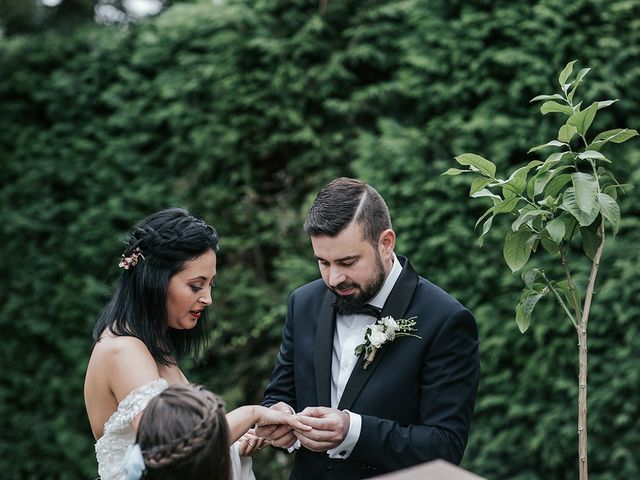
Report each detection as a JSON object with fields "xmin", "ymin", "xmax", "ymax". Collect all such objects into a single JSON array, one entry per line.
[{"xmin": 124, "ymin": 383, "xmax": 231, "ymax": 480}]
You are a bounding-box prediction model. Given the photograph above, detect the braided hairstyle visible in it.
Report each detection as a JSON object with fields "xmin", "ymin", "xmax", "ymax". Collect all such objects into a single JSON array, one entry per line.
[
  {"xmin": 137, "ymin": 383, "xmax": 231, "ymax": 480},
  {"xmin": 93, "ymin": 208, "xmax": 219, "ymax": 365}
]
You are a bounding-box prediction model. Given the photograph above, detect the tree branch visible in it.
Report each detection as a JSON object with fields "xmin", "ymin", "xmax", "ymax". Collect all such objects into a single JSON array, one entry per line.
[
  {"xmin": 541, "ymin": 272, "xmax": 579, "ymax": 329},
  {"xmin": 582, "ymin": 222, "xmax": 605, "ymax": 327},
  {"xmin": 560, "ymin": 245, "xmax": 583, "ymax": 320}
]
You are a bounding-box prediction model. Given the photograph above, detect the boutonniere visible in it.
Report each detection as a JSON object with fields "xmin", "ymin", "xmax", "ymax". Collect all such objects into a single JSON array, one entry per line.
[{"xmin": 354, "ymin": 316, "xmax": 421, "ymax": 369}]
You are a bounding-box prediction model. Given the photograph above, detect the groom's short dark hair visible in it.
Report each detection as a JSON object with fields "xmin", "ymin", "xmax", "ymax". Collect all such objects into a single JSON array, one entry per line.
[{"xmin": 304, "ymin": 177, "xmax": 392, "ymax": 244}]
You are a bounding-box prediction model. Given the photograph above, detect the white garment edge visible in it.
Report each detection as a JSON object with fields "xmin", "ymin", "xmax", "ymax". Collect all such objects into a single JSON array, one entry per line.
[
  {"xmin": 230, "ymin": 442, "xmax": 256, "ymax": 480},
  {"xmin": 327, "ymin": 410, "xmax": 361, "ymax": 459}
]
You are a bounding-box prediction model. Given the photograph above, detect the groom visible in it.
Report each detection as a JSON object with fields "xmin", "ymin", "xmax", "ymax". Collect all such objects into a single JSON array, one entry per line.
[{"xmin": 258, "ymin": 177, "xmax": 480, "ymax": 479}]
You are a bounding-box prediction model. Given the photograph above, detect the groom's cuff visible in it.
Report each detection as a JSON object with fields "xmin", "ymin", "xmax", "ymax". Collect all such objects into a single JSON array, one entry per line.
[{"xmin": 327, "ymin": 410, "xmax": 361, "ymax": 459}]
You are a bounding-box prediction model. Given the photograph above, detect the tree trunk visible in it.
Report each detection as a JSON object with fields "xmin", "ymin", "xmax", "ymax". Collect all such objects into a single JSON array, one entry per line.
[
  {"xmin": 578, "ymin": 221, "xmax": 605, "ymax": 480},
  {"xmin": 578, "ymin": 325, "xmax": 588, "ymax": 480}
]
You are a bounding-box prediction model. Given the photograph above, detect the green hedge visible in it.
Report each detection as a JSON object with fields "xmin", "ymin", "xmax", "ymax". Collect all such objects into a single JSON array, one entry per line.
[{"xmin": 1, "ymin": 1, "xmax": 638, "ymax": 478}]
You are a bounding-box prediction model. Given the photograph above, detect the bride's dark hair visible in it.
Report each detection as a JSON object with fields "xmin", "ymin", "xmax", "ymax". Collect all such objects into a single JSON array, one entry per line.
[
  {"xmin": 137, "ymin": 383, "xmax": 231, "ymax": 480},
  {"xmin": 92, "ymin": 207, "xmax": 219, "ymax": 365}
]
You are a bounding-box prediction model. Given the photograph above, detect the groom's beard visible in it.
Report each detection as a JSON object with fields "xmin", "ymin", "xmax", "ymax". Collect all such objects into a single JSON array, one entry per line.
[{"xmin": 331, "ymin": 253, "xmax": 386, "ymax": 316}]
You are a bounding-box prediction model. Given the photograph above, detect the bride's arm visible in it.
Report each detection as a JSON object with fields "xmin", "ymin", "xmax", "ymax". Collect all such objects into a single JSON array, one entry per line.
[{"xmin": 225, "ymin": 405, "xmax": 310, "ymax": 445}]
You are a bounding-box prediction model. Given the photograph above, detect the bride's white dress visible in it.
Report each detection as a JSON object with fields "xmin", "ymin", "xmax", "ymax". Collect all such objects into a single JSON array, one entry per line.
[{"xmin": 95, "ymin": 379, "xmax": 254, "ymax": 480}]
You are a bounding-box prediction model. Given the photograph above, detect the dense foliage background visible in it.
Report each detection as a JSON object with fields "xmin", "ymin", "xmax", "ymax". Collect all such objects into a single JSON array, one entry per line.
[{"xmin": 1, "ymin": 1, "xmax": 638, "ymax": 479}]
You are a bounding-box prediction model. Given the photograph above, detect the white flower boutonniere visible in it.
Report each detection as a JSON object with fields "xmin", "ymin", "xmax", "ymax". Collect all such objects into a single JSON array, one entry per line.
[{"xmin": 354, "ymin": 316, "xmax": 421, "ymax": 369}]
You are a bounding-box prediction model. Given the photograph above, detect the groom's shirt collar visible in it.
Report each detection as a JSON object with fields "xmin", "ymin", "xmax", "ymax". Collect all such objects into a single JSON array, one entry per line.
[{"xmin": 367, "ymin": 253, "xmax": 402, "ymax": 310}]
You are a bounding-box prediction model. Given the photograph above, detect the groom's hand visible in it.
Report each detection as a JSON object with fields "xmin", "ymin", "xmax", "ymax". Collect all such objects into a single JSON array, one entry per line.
[
  {"xmin": 254, "ymin": 402, "xmax": 298, "ymax": 449},
  {"xmin": 295, "ymin": 407, "xmax": 350, "ymax": 452}
]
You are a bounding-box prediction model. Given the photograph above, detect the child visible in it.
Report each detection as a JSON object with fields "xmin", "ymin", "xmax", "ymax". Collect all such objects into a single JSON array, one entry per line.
[{"xmin": 124, "ymin": 383, "xmax": 308, "ymax": 479}]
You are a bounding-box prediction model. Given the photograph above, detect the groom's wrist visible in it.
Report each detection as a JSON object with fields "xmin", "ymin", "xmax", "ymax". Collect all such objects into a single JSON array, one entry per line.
[
  {"xmin": 327, "ymin": 410, "xmax": 361, "ymax": 459},
  {"xmin": 340, "ymin": 409, "xmax": 351, "ymax": 439}
]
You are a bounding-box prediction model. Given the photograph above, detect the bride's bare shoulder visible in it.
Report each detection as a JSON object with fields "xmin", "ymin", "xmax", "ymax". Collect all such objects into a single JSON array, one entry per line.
[
  {"xmin": 87, "ymin": 331, "xmax": 161, "ymax": 400},
  {"xmin": 94, "ymin": 331, "xmax": 148, "ymax": 354},
  {"xmin": 89, "ymin": 332, "xmax": 155, "ymax": 372}
]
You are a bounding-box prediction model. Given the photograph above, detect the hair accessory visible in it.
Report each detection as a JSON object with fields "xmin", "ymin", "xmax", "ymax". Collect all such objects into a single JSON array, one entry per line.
[
  {"xmin": 123, "ymin": 443, "xmax": 146, "ymax": 480},
  {"xmin": 119, "ymin": 247, "xmax": 144, "ymax": 270}
]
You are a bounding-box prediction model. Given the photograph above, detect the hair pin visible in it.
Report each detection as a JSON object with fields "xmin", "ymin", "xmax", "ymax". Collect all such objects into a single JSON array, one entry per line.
[{"xmin": 119, "ymin": 247, "xmax": 144, "ymax": 270}]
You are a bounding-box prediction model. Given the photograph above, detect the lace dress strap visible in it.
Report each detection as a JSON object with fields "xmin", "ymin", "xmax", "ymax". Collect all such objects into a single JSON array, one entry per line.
[
  {"xmin": 96, "ymin": 378, "xmax": 169, "ymax": 480},
  {"xmin": 103, "ymin": 378, "xmax": 169, "ymax": 433}
]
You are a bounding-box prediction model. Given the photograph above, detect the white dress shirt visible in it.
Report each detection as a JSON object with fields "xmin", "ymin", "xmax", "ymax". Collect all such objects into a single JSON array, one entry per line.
[{"xmin": 327, "ymin": 253, "xmax": 402, "ymax": 459}]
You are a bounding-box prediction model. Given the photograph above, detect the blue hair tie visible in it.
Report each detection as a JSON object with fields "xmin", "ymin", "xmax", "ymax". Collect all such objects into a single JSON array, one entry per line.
[{"xmin": 123, "ymin": 444, "xmax": 146, "ymax": 480}]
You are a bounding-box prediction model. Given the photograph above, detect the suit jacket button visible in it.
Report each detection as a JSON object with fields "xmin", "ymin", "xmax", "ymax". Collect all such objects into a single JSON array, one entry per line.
[{"xmin": 324, "ymin": 459, "xmax": 334, "ymax": 470}]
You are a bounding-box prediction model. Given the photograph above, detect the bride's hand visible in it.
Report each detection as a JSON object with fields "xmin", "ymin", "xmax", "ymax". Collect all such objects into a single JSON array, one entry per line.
[
  {"xmin": 238, "ymin": 429, "xmax": 269, "ymax": 456},
  {"xmin": 254, "ymin": 403, "xmax": 300, "ymax": 448},
  {"xmin": 254, "ymin": 405, "xmax": 311, "ymax": 433}
]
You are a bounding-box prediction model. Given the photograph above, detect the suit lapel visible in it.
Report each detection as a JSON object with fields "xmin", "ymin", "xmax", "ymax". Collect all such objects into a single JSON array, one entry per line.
[
  {"xmin": 338, "ymin": 256, "xmax": 419, "ymax": 410},
  {"xmin": 314, "ymin": 290, "xmax": 336, "ymax": 407}
]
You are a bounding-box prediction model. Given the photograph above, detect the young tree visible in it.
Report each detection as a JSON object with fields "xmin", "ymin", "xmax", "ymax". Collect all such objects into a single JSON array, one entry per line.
[{"xmin": 444, "ymin": 61, "xmax": 638, "ymax": 480}]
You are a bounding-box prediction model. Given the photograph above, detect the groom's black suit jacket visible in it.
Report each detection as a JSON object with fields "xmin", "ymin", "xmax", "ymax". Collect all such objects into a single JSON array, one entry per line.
[{"xmin": 263, "ymin": 256, "xmax": 480, "ymax": 479}]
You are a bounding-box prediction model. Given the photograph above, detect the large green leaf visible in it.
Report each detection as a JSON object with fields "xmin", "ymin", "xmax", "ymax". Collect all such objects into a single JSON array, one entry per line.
[
  {"xmin": 537, "ymin": 151, "xmax": 574, "ymax": 175},
  {"xmin": 544, "ymin": 173, "xmax": 572, "ymax": 198},
  {"xmin": 538, "ymin": 195, "xmax": 558, "ymax": 209},
  {"xmin": 541, "ymin": 237, "xmax": 560, "ymax": 255},
  {"xmin": 512, "ymin": 209, "xmax": 548, "ymax": 232},
  {"xmin": 567, "ymin": 102, "xmax": 598, "ymax": 136},
  {"xmin": 596, "ymin": 99, "xmax": 619, "ymax": 110},
  {"xmin": 581, "ymin": 222, "xmax": 603, "ymax": 260},
  {"xmin": 594, "ymin": 128, "xmax": 639, "ymax": 143},
  {"xmin": 603, "ymin": 183, "xmax": 634, "ymax": 200},
  {"xmin": 522, "ymin": 269, "xmax": 541, "ymax": 289},
  {"xmin": 471, "ymin": 188, "xmax": 501, "ymax": 200},
  {"xmin": 558, "ymin": 124, "xmax": 578, "ymax": 142},
  {"xmin": 474, "ymin": 207, "xmax": 495, "ymax": 230},
  {"xmin": 493, "ymin": 196, "xmax": 519, "ymax": 214},
  {"xmin": 530, "ymin": 93, "xmax": 565, "ymax": 103},
  {"xmin": 515, "ymin": 302, "xmax": 530, "ymax": 333},
  {"xmin": 573, "ymin": 67, "xmax": 591, "ymax": 83},
  {"xmin": 567, "ymin": 67, "xmax": 590, "ymax": 102},
  {"xmin": 558, "ymin": 60, "xmax": 577, "ymax": 87},
  {"xmin": 528, "ymin": 140, "xmax": 566, "ymax": 153},
  {"xmin": 577, "ymin": 150, "xmax": 608, "ymax": 162},
  {"xmin": 589, "ymin": 128, "xmax": 639, "ymax": 151},
  {"xmin": 541, "ymin": 101, "xmax": 573, "ymax": 115},
  {"xmin": 503, "ymin": 230, "xmax": 533, "ymax": 272},
  {"xmin": 533, "ymin": 172, "xmax": 551, "ymax": 197},
  {"xmin": 562, "ymin": 215, "xmax": 579, "ymax": 239},
  {"xmin": 523, "ymin": 292, "xmax": 544, "ymax": 318},
  {"xmin": 563, "ymin": 186, "xmax": 600, "ymax": 226},
  {"xmin": 455, "ymin": 153, "xmax": 496, "ymax": 177},
  {"xmin": 470, "ymin": 176, "xmax": 493, "ymax": 195},
  {"xmin": 443, "ymin": 168, "xmax": 467, "ymax": 176},
  {"xmin": 546, "ymin": 217, "xmax": 566, "ymax": 243},
  {"xmin": 502, "ymin": 176, "xmax": 527, "ymax": 198},
  {"xmin": 514, "ymin": 160, "xmax": 544, "ymax": 177},
  {"xmin": 478, "ymin": 215, "xmax": 494, "ymax": 247},
  {"xmin": 598, "ymin": 192, "xmax": 620, "ymax": 235},
  {"xmin": 571, "ymin": 172, "xmax": 598, "ymax": 213}
]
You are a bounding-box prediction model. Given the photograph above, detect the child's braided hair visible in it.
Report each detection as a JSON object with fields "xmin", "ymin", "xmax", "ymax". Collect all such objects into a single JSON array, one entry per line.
[{"xmin": 137, "ymin": 383, "xmax": 231, "ymax": 480}]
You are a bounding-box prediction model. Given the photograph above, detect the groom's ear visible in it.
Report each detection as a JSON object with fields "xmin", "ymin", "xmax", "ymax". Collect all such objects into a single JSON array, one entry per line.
[{"xmin": 378, "ymin": 229, "xmax": 396, "ymax": 257}]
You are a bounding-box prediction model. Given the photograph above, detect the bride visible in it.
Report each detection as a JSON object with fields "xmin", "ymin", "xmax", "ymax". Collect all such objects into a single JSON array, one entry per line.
[{"xmin": 84, "ymin": 208, "xmax": 306, "ymax": 480}]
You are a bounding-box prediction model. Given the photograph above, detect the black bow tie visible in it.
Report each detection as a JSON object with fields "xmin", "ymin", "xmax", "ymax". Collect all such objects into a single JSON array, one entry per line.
[{"xmin": 353, "ymin": 304, "xmax": 382, "ymax": 319}]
